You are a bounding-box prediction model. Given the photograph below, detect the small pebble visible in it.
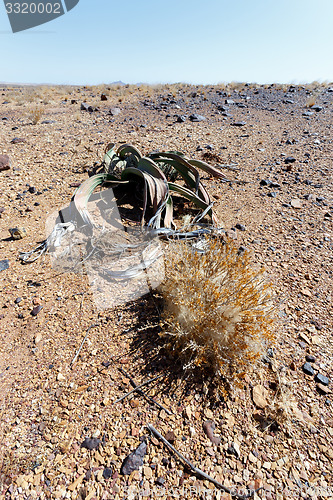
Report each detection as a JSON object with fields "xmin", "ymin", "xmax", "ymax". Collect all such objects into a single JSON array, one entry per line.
[
  {"xmin": 315, "ymin": 373, "xmax": 329, "ymax": 386},
  {"xmin": 302, "ymin": 362, "xmax": 314, "ymax": 376}
]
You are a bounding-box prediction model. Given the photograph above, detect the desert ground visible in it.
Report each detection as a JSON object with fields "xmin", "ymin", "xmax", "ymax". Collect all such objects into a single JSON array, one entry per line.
[{"xmin": 0, "ymin": 82, "xmax": 332, "ymax": 499}]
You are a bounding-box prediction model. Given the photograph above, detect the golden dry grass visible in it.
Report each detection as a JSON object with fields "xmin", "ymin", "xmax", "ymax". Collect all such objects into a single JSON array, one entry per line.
[{"xmin": 159, "ymin": 237, "xmax": 276, "ymax": 387}]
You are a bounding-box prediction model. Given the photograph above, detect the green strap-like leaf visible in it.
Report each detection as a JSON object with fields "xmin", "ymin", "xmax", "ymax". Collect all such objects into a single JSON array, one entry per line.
[
  {"xmin": 187, "ymin": 158, "xmax": 228, "ymax": 180},
  {"xmin": 73, "ymin": 173, "xmax": 129, "ymax": 226},
  {"xmin": 117, "ymin": 143, "xmax": 142, "ymax": 160}
]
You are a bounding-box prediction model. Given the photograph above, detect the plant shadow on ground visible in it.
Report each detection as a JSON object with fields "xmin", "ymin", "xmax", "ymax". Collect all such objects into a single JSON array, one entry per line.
[{"xmin": 124, "ymin": 293, "xmax": 229, "ymax": 409}]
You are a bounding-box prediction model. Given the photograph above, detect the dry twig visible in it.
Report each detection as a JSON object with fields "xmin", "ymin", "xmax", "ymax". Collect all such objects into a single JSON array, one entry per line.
[
  {"xmin": 147, "ymin": 424, "xmax": 258, "ymax": 499},
  {"xmin": 70, "ymin": 323, "xmax": 100, "ymax": 368},
  {"xmin": 115, "ymin": 368, "xmax": 172, "ymax": 415}
]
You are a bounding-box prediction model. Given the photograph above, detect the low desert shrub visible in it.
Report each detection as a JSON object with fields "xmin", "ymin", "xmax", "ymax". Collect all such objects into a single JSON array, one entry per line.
[
  {"xmin": 29, "ymin": 104, "xmax": 44, "ymax": 124},
  {"xmin": 159, "ymin": 237, "xmax": 275, "ymax": 387}
]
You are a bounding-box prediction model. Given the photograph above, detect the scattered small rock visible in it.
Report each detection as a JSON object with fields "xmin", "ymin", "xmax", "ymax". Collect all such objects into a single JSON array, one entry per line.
[
  {"xmin": 203, "ymin": 420, "xmax": 221, "ymax": 445},
  {"xmin": 31, "ymin": 305, "xmax": 43, "ymax": 317},
  {"xmin": 11, "ymin": 137, "xmax": 26, "ymax": 144},
  {"xmin": 189, "ymin": 113, "xmax": 206, "ymax": 122},
  {"xmin": 81, "ymin": 103, "xmax": 98, "ymax": 112},
  {"xmin": 302, "ymin": 362, "xmax": 314, "ymax": 376},
  {"xmin": 252, "ymin": 385, "xmax": 268, "ymax": 409},
  {"xmin": 284, "ymin": 157, "xmax": 296, "ymax": 164},
  {"xmin": 164, "ymin": 430, "xmax": 176, "ymax": 444},
  {"xmin": 81, "ymin": 437, "xmax": 101, "ymax": 450},
  {"xmin": 0, "ymin": 259, "xmax": 9, "ymax": 272},
  {"xmin": 120, "ymin": 440, "xmax": 147, "ymax": 475},
  {"xmin": 315, "ymin": 374, "xmax": 329, "ymax": 386},
  {"xmin": 9, "ymin": 227, "xmax": 27, "ymax": 240},
  {"xmin": 102, "ymin": 467, "xmax": 113, "ymax": 479},
  {"xmin": 291, "ymin": 198, "xmax": 302, "ymax": 209},
  {"xmin": 109, "ymin": 107, "xmax": 121, "ymax": 116},
  {"xmin": 0, "ymin": 154, "xmax": 11, "ymax": 172},
  {"xmin": 305, "ymin": 355, "xmax": 315, "ymax": 363},
  {"xmin": 317, "ymin": 383, "xmax": 330, "ymax": 395},
  {"xmin": 226, "ymin": 442, "xmax": 240, "ymax": 458},
  {"xmin": 260, "ymin": 179, "xmax": 271, "ymax": 186}
]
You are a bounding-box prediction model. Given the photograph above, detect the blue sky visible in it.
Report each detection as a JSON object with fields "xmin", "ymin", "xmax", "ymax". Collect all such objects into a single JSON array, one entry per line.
[{"xmin": 1, "ymin": 0, "xmax": 333, "ymax": 85}]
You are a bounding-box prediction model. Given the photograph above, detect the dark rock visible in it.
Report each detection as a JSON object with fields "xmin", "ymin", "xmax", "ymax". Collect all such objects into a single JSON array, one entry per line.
[
  {"xmin": 11, "ymin": 137, "xmax": 26, "ymax": 144},
  {"xmin": 0, "ymin": 154, "xmax": 10, "ymax": 172},
  {"xmin": 81, "ymin": 437, "xmax": 101, "ymax": 450},
  {"xmin": 231, "ymin": 121, "xmax": 246, "ymax": 127},
  {"xmin": 81, "ymin": 103, "xmax": 89, "ymax": 111},
  {"xmin": 315, "ymin": 373, "xmax": 329, "ymax": 386},
  {"xmin": 12, "ymin": 126, "xmax": 18, "ymax": 130},
  {"xmin": 28, "ymin": 186, "xmax": 36, "ymax": 194},
  {"xmin": 237, "ymin": 246, "xmax": 247, "ymax": 255},
  {"xmin": 0, "ymin": 259, "xmax": 9, "ymax": 272},
  {"xmin": 189, "ymin": 113, "xmax": 206, "ymax": 122},
  {"xmin": 176, "ymin": 115, "xmax": 186, "ymax": 123},
  {"xmin": 102, "ymin": 467, "xmax": 113, "ymax": 479},
  {"xmin": 260, "ymin": 179, "xmax": 271, "ymax": 186},
  {"xmin": 101, "ymin": 94, "xmax": 108, "ymax": 101},
  {"xmin": 305, "ymin": 355, "xmax": 315, "ymax": 363},
  {"xmin": 156, "ymin": 477, "xmax": 165, "ymax": 486},
  {"xmin": 302, "ymin": 362, "xmax": 314, "ymax": 376},
  {"xmin": 14, "ymin": 297, "xmax": 22, "ymax": 304},
  {"xmin": 225, "ymin": 99, "xmax": 235, "ymax": 104},
  {"xmin": 285, "ymin": 157, "xmax": 296, "ymax": 164},
  {"xmin": 235, "ymin": 223, "xmax": 246, "ymax": 231},
  {"xmin": 302, "ymin": 111, "xmax": 314, "ymax": 117},
  {"xmin": 164, "ymin": 431, "xmax": 176, "ymax": 444},
  {"xmin": 31, "ymin": 305, "xmax": 43, "ymax": 317},
  {"xmin": 120, "ymin": 440, "xmax": 147, "ymax": 475},
  {"xmin": 226, "ymin": 443, "xmax": 239, "ymax": 458},
  {"xmin": 312, "ymin": 105, "xmax": 322, "ymax": 112},
  {"xmin": 71, "ymin": 99, "xmax": 77, "ymax": 104},
  {"xmin": 203, "ymin": 420, "xmax": 221, "ymax": 445},
  {"xmin": 84, "ymin": 469, "xmax": 92, "ymax": 481},
  {"xmin": 267, "ymin": 192, "xmax": 277, "ymax": 198},
  {"xmin": 102, "ymin": 360, "xmax": 112, "ymax": 368}
]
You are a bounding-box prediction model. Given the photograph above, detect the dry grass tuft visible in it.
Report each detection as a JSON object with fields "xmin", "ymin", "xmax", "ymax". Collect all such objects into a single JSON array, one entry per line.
[
  {"xmin": 159, "ymin": 237, "xmax": 275, "ymax": 387},
  {"xmin": 28, "ymin": 104, "xmax": 44, "ymax": 124}
]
